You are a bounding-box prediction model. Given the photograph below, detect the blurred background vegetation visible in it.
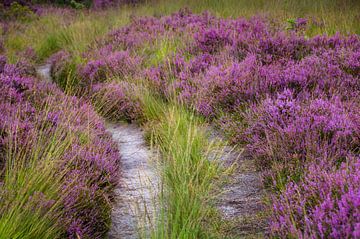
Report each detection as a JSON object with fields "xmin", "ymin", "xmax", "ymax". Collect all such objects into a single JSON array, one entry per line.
[{"xmin": 1, "ymin": 0, "xmax": 359, "ymax": 63}]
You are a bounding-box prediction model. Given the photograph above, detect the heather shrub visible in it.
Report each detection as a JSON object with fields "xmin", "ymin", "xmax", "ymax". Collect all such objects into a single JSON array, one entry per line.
[
  {"xmin": 49, "ymin": 51, "xmax": 74, "ymax": 83},
  {"xmin": 91, "ymin": 82, "xmax": 143, "ymax": 122},
  {"xmin": 145, "ymin": 51, "xmax": 223, "ymax": 104},
  {"xmin": 193, "ymin": 54, "xmax": 259, "ymax": 117},
  {"xmin": 50, "ymin": 50, "xmax": 144, "ymax": 122},
  {"xmin": 279, "ymin": 53, "xmax": 360, "ymax": 98},
  {"xmin": 49, "ymin": 10, "xmax": 360, "ymax": 237},
  {"xmin": 79, "ymin": 50, "xmax": 141, "ymax": 88},
  {"xmin": 50, "ymin": 51, "xmax": 85, "ymax": 94},
  {"xmin": 340, "ymin": 48, "xmax": 360, "ymax": 76},
  {"xmin": 271, "ymin": 157, "xmax": 360, "ymax": 238},
  {"xmin": 194, "ymin": 27, "xmax": 231, "ymax": 54},
  {"xmin": 145, "ymin": 66, "xmax": 173, "ymax": 100},
  {"xmin": 0, "ymin": 57, "xmax": 119, "ymax": 238},
  {"xmin": 240, "ymin": 90, "xmax": 359, "ymax": 183},
  {"xmin": 0, "ymin": 55, "xmax": 7, "ymax": 71},
  {"xmin": 106, "ymin": 16, "xmax": 167, "ymax": 50},
  {"xmin": 258, "ymin": 34, "xmax": 309, "ymax": 62},
  {"xmin": 145, "ymin": 54, "xmax": 192, "ymax": 100}
]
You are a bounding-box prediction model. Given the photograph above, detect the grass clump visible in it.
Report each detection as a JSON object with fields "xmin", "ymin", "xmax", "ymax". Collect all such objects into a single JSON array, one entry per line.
[
  {"xmin": 140, "ymin": 92, "xmax": 225, "ymax": 238},
  {"xmin": 3, "ymin": 7, "xmax": 133, "ymax": 63},
  {"xmin": 0, "ymin": 56, "xmax": 120, "ymax": 238},
  {"xmin": 4, "ymin": 0, "xmax": 360, "ymax": 63},
  {"xmin": 0, "ymin": 120, "xmax": 73, "ymax": 239}
]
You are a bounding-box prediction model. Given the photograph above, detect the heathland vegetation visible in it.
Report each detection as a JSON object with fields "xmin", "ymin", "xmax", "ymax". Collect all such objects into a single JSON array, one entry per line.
[{"xmin": 1, "ymin": 0, "xmax": 359, "ymax": 238}]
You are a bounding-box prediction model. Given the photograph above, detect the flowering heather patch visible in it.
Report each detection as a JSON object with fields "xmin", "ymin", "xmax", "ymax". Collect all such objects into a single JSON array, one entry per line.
[
  {"xmin": 271, "ymin": 157, "xmax": 360, "ymax": 238},
  {"xmin": 194, "ymin": 27, "xmax": 231, "ymax": 54},
  {"xmin": 0, "ymin": 56, "xmax": 119, "ymax": 238},
  {"xmin": 104, "ymin": 9, "xmax": 222, "ymax": 51},
  {"xmin": 242, "ymin": 90, "xmax": 359, "ymax": 177},
  {"xmin": 92, "ymin": 0, "xmax": 143, "ymax": 8},
  {"xmin": 92, "ymin": 81, "xmax": 143, "ymax": 121},
  {"xmin": 79, "ymin": 50, "xmax": 141, "ymax": 86},
  {"xmin": 49, "ymin": 50, "xmax": 73, "ymax": 87},
  {"xmin": 50, "ymin": 50, "xmax": 144, "ymax": 122},
  {"xmin": 51, "ymin": 9, "xmax": 360, "ymax": 237}
]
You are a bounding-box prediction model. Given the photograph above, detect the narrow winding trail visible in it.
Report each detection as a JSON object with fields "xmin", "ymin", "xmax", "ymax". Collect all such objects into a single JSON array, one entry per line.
[
  {"xmin": 106, "ymin": 124, "xmax": 158, "ymax": 239},
  {"xmin": 36, "ymin": 63, "xmax": 52, "ymax": 82},
  {"xmin": 219, "ymin": 150, "xmax": 266, "ymax": 237},
  {"xmin": 36, "ymin": 64, "xmax": 158, "ymax": 238},
  {"xmin": 210, "ymin": 130, "xmax": 267, "ymax": 237},
  {"xmin": 36, "ymin": 63, "xmax": 265, "ymax": 238}
]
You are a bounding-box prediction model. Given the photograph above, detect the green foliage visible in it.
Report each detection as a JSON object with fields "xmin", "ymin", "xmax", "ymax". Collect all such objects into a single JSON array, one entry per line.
[
  {"xmin": 37, "ymin": 34, "xmax": 61, "ymax": 60},
  {"xmin": 4, "ymin": 7, "xmax": 133, "ymax": 63},
  {"xmin": 69, "ymin": 0, "xmax": 85, "ymax": 9},
  {"xmin": 144, "ymin": 38, "xmax": 181, "ymax": 66},
  {"xmin": 0, "ymin": 2, "xmax": 36, "ymax": 22},
  {"xmin": 32, "ymin": 0, "xmax": 89, "ymax": 8},
  {"xmin": 0, "ymin": 112, "xmax": 75, "ymax": 239},
  {"xmin": 139, "ymin": 91, "xmax": 226, "ymax": 238},
  {"xmin": 52, "ymin": 59, "xmax": 80, "ymax": 94},
  {"xmin": 286, "ymin": 18, "xmax": 296, "ymax": 30}
]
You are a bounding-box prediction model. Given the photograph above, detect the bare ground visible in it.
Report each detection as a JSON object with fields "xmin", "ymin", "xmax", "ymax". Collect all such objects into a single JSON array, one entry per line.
[
  {"xmin": 106, "ymin": 124, "xmax": 158, "ymax": 239},
  {"xmin": 210, "ymin": 129, "xmax": 268, "ymax": 238}
]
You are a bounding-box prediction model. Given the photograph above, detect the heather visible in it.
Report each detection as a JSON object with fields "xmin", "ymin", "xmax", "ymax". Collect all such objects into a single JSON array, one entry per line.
[
  {"xmin": 3, "ymin": 0, "xmax": 360, "ymax": 63},
  {"xmin": 2, "ymin": 0, "xmax": 360, "ymax": 238},
  {"xmin": 48, "ymin": 8, "xmax": 360, "ymax": 237},
  {"xmin": 271, "ymin": 156, "xmax": 360, "ymax": 238},
  {"xmin": 0, "ymin": 56, "xmax": 119, "ymax": 238}
]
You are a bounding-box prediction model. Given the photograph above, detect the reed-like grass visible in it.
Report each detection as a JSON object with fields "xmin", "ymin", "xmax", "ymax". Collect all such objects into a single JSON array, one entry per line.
[
  {"xmin": 90, "ymin": 80, "xmax": 228, "ymax": 237},
  {"xmin": 0, "ymin": 109, "xmax": 75, "ymax": 239},
  {"xmin": 3, "ymin": 0, "xmax": 359, "ymax": 63},
  {"xmin": 3, "ymin": 1, "xmax": 357, "ymax": 237},
  {"xmin": 4, "ymin": 7, "xmax": 134, "ymax": 63},
  {"xmin": 154, "ymin": 0, "xmax": 360, "ymax": 35},
  {"xmin": 138, "ymin": 91, "xmax": 225, "ymax": 238}
]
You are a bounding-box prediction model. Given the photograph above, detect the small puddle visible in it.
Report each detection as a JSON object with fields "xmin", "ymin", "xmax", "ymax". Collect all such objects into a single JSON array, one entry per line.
[{"xmin": 106, "ymin": 123, "xmax": 158, "ymax": 239}]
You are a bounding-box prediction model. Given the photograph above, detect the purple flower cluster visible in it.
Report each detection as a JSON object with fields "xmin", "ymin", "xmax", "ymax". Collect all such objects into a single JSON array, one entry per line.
[
  {"xmin": 242, "ymin": 91, "xmax": 359, "ymax": 176},
  {"xmin": 194, "ymin": 27, "xmax": 231, "ymax": 54},
  {"xmin": 0, "ymin": 56, "xmax": 119, "ymax": 238},
  {"xmin": 51, "ymin": 10, "xmax": 360, "ymax": 237},
  {"xmin": 50, "ymin": 50, "xmax": 143, "ymax": 121},
  {"xmin": 92, "ymin": 0, "xmax": 142, "ymax": 8},
  {"xmin": 79, "ymin": 50, "xmax": 141, "ymax": 87},
  {"xmin": 92, "ymin": 81, "xmax": 143, "ymax": 121},
  {"xmin": 105, "ymin": 9, "xmax": 220, "ymax": 51},
  {"xmin": 271, "ymin": 156, "xmax": 360, "ymax": 238}
]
